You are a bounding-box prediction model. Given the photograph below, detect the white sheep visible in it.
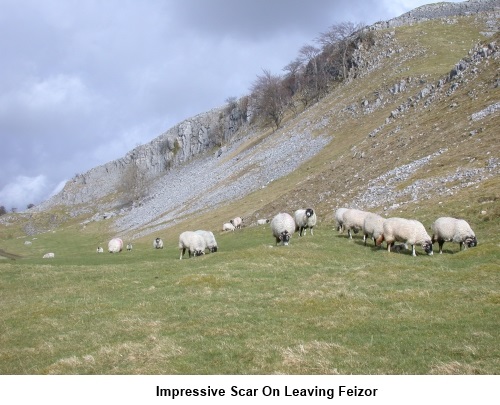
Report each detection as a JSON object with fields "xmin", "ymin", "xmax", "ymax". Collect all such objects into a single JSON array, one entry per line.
[
  {"xmin": 195, "ymin": 230, "xmax": 218, "ymax": 253},
  {"xmin": 362, "ymin": 213, "xmax": 385, "ymax": 246},
  {"xmin": 270, "ymin": 212, "xmax": 296, "ymax": 246},
  {"xmin": 108, "ymin": 238, "xmax": 123, "ymax": 253},
  {"xmin": 342, "ymin": 208, "xmax": 371, "ymax": 239},
  {"xmin": 335, "ymin": 208, "xmax": 348, "ymax": 232},
  {"xmin": 257, "ymin": 219, "xmax": 270, "ymax": 225},
  {"xmin": 294, "ymin": 208, "xmax": 317, "ymax": 236},
  {"xmin": 222, "ymin": 222, "xmax": 235, "ymax": 231},
  {"xmin": 126, "ymin": 243, "xmax": 133, "ymax": 251},
  {"xmin": 42, "ymin": 252, "xmax": 55, "ymax": 259},
  {"xmin": 431, "ymin": 217, "xmax": 477, "ymax": 254},
  {"xmin": 96, "ymin": 246, "xmax": 104, "ymax": 253},
  {"xmin": 377, "ymin": 217, "xmax": 433, "ymax": 256},
  {"xmin": 153, "ymin": 237, "xmax": 164, "ymax": 249},
  {"xmin": 179, "ymin": 231, "xmax": 206, "ymax": 259},
  {"xmin": 230, "ymin": 216, "xmax": 243, "ymax": 229}
]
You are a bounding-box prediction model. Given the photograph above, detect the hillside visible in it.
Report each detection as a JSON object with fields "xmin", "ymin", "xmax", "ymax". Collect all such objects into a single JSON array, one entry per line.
[
  {"xmin": 0, "ymin": 0, "xmax": 499, "ymax": 378},
  {"xmin": 1, "ymin": 0, "xmax": 499, "ymax": 242}
]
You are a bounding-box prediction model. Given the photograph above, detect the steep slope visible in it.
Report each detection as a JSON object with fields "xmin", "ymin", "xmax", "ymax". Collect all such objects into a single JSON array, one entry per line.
[{"xmin": 4, "ymin": 0, "xmax": 499, "ymax": 241}]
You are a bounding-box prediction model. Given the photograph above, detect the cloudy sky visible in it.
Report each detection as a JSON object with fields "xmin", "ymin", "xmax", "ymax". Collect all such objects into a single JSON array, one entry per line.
[{"xmin": 0, "ymin": 0, "xmax": 460, "ymax": 211}]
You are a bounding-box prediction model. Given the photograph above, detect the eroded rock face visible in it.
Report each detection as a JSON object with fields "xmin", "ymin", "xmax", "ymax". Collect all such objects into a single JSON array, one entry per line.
[{"xmin": 37, "ymin": 105, "xmax": 245, "ymax": 208}]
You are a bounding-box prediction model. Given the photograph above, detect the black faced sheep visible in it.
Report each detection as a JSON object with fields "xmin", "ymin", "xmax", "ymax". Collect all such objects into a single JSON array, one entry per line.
[
  {"xmin": 294, "ymin": 208, "xmax": 317, "ymax": 236},
  {"xmin": 195, "ymin": 230, "xmax": 218, "ymax": 253},
  {"xmin": 230, "ymin": 217, "xmax": 243, "ymax": 229},
  {"xmin": 271, "ymin": 213, "xmax": 296, "ymax": 246},
  {"xmin": 179, "ymin": 231, "xmax": 206, "ymax": 259},
  {"xmin": 377, "ymin": 217, "xmax": 433, "ymax": 256},
  {"xmin": 431, "ymin": 217, "xmax": 477, "ymax": 254},
  {"xmin": 153, "ymin": 237, "xmax": 164, "ymax": 249}
]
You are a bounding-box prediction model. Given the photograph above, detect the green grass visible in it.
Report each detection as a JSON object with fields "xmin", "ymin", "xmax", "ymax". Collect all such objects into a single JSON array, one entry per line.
[{"xmin": 1, "ymin": 220, "xmax": 498, "ymax": 375}]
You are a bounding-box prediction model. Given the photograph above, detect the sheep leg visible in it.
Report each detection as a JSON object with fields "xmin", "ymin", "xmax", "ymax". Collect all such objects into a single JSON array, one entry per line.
[
  {"xmin": 438, "ymin": 240, "xmax": 444, "ymax": 254},
  {"xmin": 387, "ymin": 242, "xmax": 393, "ymax": 252},
  {"xmin": 411, "ymin": 245, "xmax": 416, "ymax": 256}
]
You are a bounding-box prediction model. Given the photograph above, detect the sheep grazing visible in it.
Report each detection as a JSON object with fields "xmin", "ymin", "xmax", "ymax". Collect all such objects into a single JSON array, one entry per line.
[
  {"xmin": 126, "ymin": 243, "xmax": 133, "ymax": 251},
  {"xmin": 96, "ymin": 246, "xmax": 104, "ymax": 253},
  {"xmin": 257, "ymin": 219, "xmax": 270, "ymax": 225},
  {"xmin": 377, "ymin": 217, "xmax": 433, "ymax": 256},
  {"xmin": 335, "ymin": 208, "xmax": 348, "ymax": 233},
  {"xmin": 42, "ymin": 252, "xmax": 55, "ymax": 259},
  {"xmin": 222, "ymin": 222, "xmax": 235, "ymax": 231},
  {"xmin": 179, "ymin": 231, "xmax": 206, "ymax": 259},
  {"xmin": 230, "ymin": 217, "xmax": 243, "ymax": 229},
  {"xmin": 108, "ymin": 238, "xmax": 123, "ymax": 253},
  {"xmin": 362, "ymin": 213, "xmax": 385, "ymax": 246},
  {"xmin": 195, "ymin": 230, "xmax": 218, "ymax": 253},
  {"xmin": 431, "ymin": 217, "xmax": 477, "ymax": 254},
  {"xmin": 342, "ymin": 208, "xmax": 371, "ymax": 239},
  {"xmin": 153, "ymin": 237, "xmax": 164, "ymax": 249},
  {"xmin": 294, "ymin": 208, "xmax": 317, "ymax": 236},
  {"xmin": 271, "ymin": 212, "xmax": 296, "ymax": 246}
]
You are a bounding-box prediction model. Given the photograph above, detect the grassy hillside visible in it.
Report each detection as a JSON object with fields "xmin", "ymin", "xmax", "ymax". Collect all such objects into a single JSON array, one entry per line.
[{"xmin": 0, "ymin": 14, "xmax": 498, "ymax": 374}]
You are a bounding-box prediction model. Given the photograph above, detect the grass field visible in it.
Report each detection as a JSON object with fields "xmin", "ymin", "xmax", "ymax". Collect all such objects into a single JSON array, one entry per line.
[{"xmin": 1, "ymin": 213, "xmax": 498, "ymax": 375}]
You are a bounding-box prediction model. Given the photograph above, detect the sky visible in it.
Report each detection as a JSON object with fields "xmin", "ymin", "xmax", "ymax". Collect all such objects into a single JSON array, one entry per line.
[{"xmin": 0, "ymin": 0, "xmax": 461, "ymax": 211}]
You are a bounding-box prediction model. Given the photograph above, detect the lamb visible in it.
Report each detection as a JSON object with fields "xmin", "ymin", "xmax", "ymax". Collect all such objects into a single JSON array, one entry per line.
[
  {"xmin": 153, "ymin": 237, "xmax": 164, "ymax": 249},
  {"xmin": 376, "ymin": 217, "xmax": 433, "ymax": 256},
  {"xmin": 222, "ymin": 222, "xmax": 235, "ymax": 231},
  {"xmin": 126, "ymin": 243, "xmax": 133, "ymax": 251},
  {"xmin": 195, "ymin": 230, "xmax": 218, "ymax": 253},
  {"xmin": 342, "ymin": 208, "xmax": 371, "ymax": 239},
  {"xmin": 96, "ymin": 246, "xmax": 104, "ymax": 253},
  {"xmin": 230, "ymin": 217, "xmax": 243, "ymax": 229},
  {"xmin": 257, "ymin": 219, "xmax": 270, "ymax": 225},
  {"xmin": 362, "ymin": 213, "xmax": 385, "ymax": 246},
  {"xmin": 42, "ymin": 252, "xmax": 55, "ymax": 259},
  {"xmin": 431, "ymin": 217, "xmax": 477, "ymax": 254},
  {"xmin": 108, "ymin": 238, "xmax": 123, "ymax": 253},
  {"xmin": 294, "ymin": 208, "xmax": 317, "ymax": 236},
  {"xmin": 334, "ymin": 208, "xmax": 348, "ymax": 232},
  {"xmin": 270, "ymin": 212, "xmax": 296, "ymax": 246},
  {"xmin": 178, "ymin": 231, "xmax": 206, "ymax": 259}
]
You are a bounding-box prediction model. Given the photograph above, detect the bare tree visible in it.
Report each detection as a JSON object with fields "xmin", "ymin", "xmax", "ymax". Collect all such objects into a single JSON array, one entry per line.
[
  {"xmin": 251, "ymin": 69, "xmax": 288, "ymax": 130},
  {"xmin": 316, "ymin": 22, "xmax": 365, "ymax": 80}
]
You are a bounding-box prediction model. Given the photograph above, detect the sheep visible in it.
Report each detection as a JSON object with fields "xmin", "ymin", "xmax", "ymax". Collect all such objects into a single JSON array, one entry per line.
[
  {"xmin": 108, "ymin": 238, "xmax": 123, "ymax": 253},
  {"xmin": 376, "ymin": 217, "xmax": 433, "ymax": 256},
  {"xmin": 342, "ymin": 208, "xmax": 371, "ymax": 239},
  {"xmin": 96, "ymin": 246, "xmax": 104, "ymax": 253},
  {"xmin": 126, "ymin": 243, "xmax": 133, "ymax": 251},
  {"xmin": 230, "ymin": 216, "xmax": 243, "ymax": 229},
  {"xmin": 294, "ymin": 208, "xmax": 317, "ymax": 236},
  {"xmin": 222, "ymin": 222, "xmax": 235, "ymax": 231},
  {"xmin": 431, "ymin": 217, "xmax": 477, "ymax": 254},
  {"xmin": 153, "ymin": 237, "xmax": 164, "ymax": 249},
  {"xmin": 195, "ymin": 230, "xmax": 218, "ymax": 253},
  {"xmin": 335, "ymin": 208, "xmax": 348, "ymax": 232},
  {"xmin": 270, "ymin": 212, "xmax": 296, "ymax": 246},
  {"xmin": 362, "ymin": 213, "xmax": 385, "ymax": 246},
  {"xmin": 42, "ymin": 252, "xmax": 55, "ymax": 259},
  {"xmin": 257, "ymin": 219, "xmax": 270, "ymax": 225},
  {"xmin": 179, "ymin": 231, "xmax": 206, "ymax": 259}
]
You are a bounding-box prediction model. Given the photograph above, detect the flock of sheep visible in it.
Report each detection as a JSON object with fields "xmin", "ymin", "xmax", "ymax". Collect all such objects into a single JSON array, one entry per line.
[
  {"xmin": 335, "ymin": 208, "xmax": 478, "ymax": 256},
  {"xmin": 94, "ymin": 207, "xmax": 477, "ymax": 260}
]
